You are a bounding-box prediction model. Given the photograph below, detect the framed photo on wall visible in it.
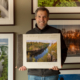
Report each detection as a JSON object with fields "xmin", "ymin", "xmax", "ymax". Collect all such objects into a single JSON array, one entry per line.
[
  {"xmin": 23, "ymin": 34, "xmax": 61, "ymax": 68},
  {"xmin": 31, "ymin": 0, "xmax": 80, "ymax": 14},
  {"xmin": 0, "ymin": 0, "xmax": 14, "ymax": 25},
  {"xmin": 32, "ymin": 19, "xmax": 80, "ymax": 64},
  {"xmin": 0, "ymin": 32, "xmax": 14, "ymax": 80}
]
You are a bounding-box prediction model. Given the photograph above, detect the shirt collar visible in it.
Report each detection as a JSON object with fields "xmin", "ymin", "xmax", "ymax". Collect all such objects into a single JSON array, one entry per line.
[{"xmin": 35, "ymin": 23, "xmax": 48, "ymax": 33}]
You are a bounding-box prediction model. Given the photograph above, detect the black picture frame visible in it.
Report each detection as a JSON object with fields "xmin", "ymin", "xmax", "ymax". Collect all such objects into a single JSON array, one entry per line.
[{"xmin": 32, "ymin": 18, "xmax": 80, "ymax": 64}]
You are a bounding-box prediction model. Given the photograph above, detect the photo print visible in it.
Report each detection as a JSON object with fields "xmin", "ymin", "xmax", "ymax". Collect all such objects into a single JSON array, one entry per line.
[
  {"xmin": 32, "ymin": 0, "xmax": 80, "ymax": 13},
  {"xmin": 0, "ymin": 0, "xmax": 8, "ymax": 18},
  {"xmin": 38, "ymin": 0, "xmax": 80, "ymax": 7},
  {"xmin": 27, "ymin": 40, "xmax": 57, "ymax": 62},
  {"xmin": 50, "ymin": 25, "xmax": 80, "ymax": 57},
  {"xmin": 23, "ymin": 34, "xmax": 61, "ymax": 68},
  {"xmin": 0, "ymin": 39, "xmax": 8, "ymax": 80}
]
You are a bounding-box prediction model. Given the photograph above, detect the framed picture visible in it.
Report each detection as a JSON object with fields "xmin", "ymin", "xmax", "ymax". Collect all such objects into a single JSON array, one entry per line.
[
  {"xmin": 0, "ymin": 0, "xmax": 14, "ymax": 25},
  {"xmin": 0, "ymin": 32, "xmax": 14, "ymax": 80},
  {"xmin": 23, "ymin": 34, "xmax": 61, "ymax": 68},
  {"xmin": 58, "ymin": 69, "xmax": 80, "ymax": 80},
  {"xmin": 31, "ymin": 0, "xmax": 80, "ymax": 14},
  {"xmin": 32, "ymin": 19, "xmax": 80, "ymax": 64}
]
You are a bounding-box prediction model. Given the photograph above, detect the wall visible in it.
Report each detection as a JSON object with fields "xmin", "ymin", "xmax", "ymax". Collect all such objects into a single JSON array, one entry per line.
[{"xmin": 0, "ymin": 0, "xmax": 80, "ymax": 80}]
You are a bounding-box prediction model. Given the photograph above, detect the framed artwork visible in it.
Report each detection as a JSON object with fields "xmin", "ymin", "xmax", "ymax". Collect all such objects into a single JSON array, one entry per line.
[
  {"xmin": 0, "ymin": 32, "xmax": 14, "ymax": 80},
  {"xmin": 31, "ymin": 0, "xmax": 80, "ymax": 14},
  {"xmin": 0, "ymin": 0, "xmax": 14, "ymax": 25},
  {"xmin": 58, "ymin": 69, "xmax": 80, "ymax": 80},
  {"xmin": 23, "ymin": 34, "xmax": 61, "ymax": 68},
  {"xmin": 32, "ymin": 19, "xmax": 80, "ymax": 64}
]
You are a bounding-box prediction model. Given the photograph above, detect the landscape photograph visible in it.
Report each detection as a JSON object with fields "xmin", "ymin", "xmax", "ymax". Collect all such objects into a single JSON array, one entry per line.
[
  {"xmin": 0, "ymin": 38, "xmax": 8, "ymax": 80},
  {"xmin": 38, "ymin": 0, "xmax": 80, "ymax": 7},
  {"xmin": 26, "ymin": 40, "xmax": 57, "ymax": 62},
  {"xmin": 50, "ymin": 25, "xmax": 80, "ymax": 57}
]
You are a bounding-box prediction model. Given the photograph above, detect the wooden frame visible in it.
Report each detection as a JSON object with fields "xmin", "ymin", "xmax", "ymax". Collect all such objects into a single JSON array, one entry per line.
[
  {"xmin": 31, "ymin": 0, "xmax": 80, "ymax": 14},
  {"xmin": 0, "ymin": 32, "xmax": 15, "ymax": 80},
  {"xmin": 0, "ymin": 0, "xmax": 14, "ymax": 25},
  {"xmin": 32, "ymin": 18, "xmax": 80, "ymax": 64}
]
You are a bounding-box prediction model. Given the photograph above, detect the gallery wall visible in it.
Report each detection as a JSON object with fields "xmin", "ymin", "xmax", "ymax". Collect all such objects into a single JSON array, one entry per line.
[{"xmin": 0, "ymin": 0, "xmax": 80, "ymax": 80}]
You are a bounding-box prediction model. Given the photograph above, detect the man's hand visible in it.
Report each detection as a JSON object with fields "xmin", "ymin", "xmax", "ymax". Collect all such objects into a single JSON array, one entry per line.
[
  {"xmin": 49, "ymin": 65, "xmax": 62, "ymax": 70},
  {"xmin": 18, "ymin": 66, "xmax": 27, "ymax": 71},
  {"xmin": 49, "ymin": 66, "xmax": 59, "ymax": 70}
]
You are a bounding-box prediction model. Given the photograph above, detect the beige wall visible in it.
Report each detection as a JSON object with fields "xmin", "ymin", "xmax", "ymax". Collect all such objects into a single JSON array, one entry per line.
[{"xmin": 0, "ymin": 0, "xmax": 80, "ymax": 80}]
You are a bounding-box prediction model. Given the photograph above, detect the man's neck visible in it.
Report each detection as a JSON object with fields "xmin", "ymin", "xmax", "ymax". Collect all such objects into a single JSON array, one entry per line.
[{"xmin": 37, "ymin": 24, "xmax": 47, "ymax": 30}]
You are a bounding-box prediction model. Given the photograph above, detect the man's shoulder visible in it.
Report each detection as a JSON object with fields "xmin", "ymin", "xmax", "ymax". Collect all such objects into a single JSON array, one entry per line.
[
  {"xmin": 47, "ymin": 25, "xmax": 61, "ymax": 33},
  {"xmin": 48, "ymin": 25, "xmax": 59, "ymax": 30}
]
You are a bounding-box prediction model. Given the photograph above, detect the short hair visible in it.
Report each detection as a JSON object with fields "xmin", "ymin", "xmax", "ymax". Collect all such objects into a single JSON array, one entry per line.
[{"xmin": 35, "ymin": 7, "xmax": 49, "ymax": 17}]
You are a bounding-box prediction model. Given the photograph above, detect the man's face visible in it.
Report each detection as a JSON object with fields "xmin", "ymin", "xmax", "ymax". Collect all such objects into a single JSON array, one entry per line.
[{"xmin": 35, "ymin": 10, "xmax": 49, "ymax": 29}]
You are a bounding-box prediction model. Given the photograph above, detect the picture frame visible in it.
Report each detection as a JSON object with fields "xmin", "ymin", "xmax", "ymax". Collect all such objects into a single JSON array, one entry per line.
[
  {"xmin": 0, "ymin": 32, "xmax": 14, "ymax": 80},
  {"xmin": 32, "ymin": 18, "xmax": 80, "ymax": 64},
  {"xmin": 31, "ymin": 0, "xmax": 80, "ymax": 14},
  {"xmin": 58, "ymin": 69, "xmax": 80, "ymax": 80},
  {"xmin": 23, "ymin": 34, "xmax": 61, "ymax": 68},
  {"xmin": 0, "ymin": 0, "xmax": 14, "ymax": 25}
]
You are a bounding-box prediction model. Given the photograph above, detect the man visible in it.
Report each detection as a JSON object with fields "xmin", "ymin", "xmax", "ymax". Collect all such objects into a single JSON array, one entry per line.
[{"xmin": 19, "ymin": 7, "xmax": 67, "ymax": 80}]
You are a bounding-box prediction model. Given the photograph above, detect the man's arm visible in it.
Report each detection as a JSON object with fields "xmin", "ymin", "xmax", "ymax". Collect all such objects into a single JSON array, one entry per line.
[{"xmin": 60, "ymin": 31, "xmax": 68, "ymax": 66}]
